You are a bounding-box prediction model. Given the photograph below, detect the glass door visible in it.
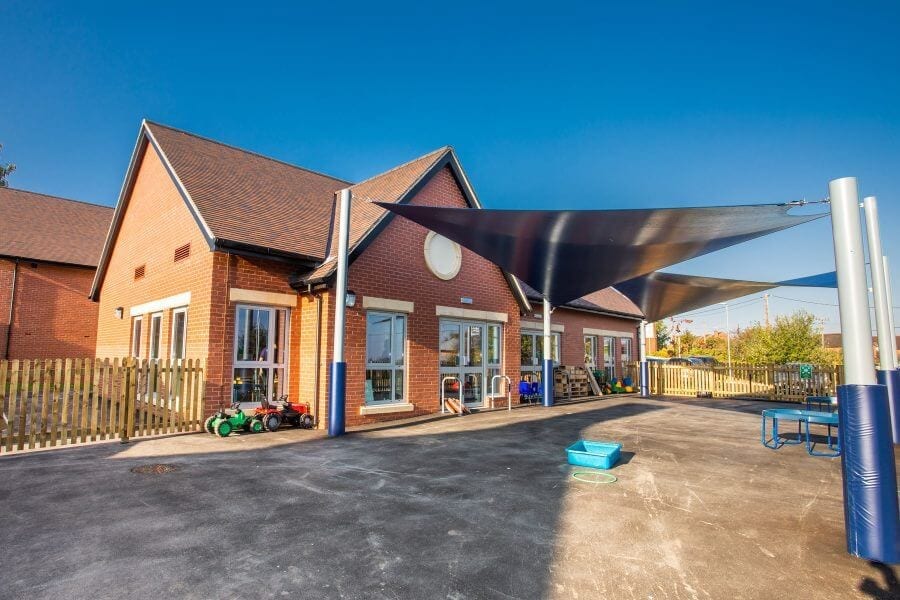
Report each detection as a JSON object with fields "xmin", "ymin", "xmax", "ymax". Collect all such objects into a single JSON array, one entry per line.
[
  {"xmin": 603, "ymin": 336, "xmax": 616, "ymax": 379},
  {"xmin": 461, "ymin": 323, "xmax": 484, "ymax": 407},
  {"xmin": 439, "ymin": 321, "xmax": 462, "ymax": 406},
  {"xmin": 584, "ymin": 335, "xmax": 598, "ymax": 368}
]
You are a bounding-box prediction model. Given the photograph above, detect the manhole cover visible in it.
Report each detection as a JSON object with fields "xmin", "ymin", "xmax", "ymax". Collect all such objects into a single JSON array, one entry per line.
[{"xmin": 130, "ymin": 464, "xmax": 179, "ymax": 475}]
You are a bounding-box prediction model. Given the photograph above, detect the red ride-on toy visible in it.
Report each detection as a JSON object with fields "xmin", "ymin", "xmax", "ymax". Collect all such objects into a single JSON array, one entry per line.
[{"xmin": 254, "ymin": 396, "xmax": 315, "ymax": 431}]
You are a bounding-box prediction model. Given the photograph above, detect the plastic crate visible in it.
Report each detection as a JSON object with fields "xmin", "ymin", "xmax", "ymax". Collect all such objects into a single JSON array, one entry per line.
[{"xmin": 565, "ymin": 440, "xmax": 622, "ymax": 469}]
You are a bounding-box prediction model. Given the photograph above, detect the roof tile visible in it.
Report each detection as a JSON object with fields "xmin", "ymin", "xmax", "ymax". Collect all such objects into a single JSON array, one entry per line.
[{"xmin": 0, "ymin": 188, "xmax": 113, "ymax": 267}]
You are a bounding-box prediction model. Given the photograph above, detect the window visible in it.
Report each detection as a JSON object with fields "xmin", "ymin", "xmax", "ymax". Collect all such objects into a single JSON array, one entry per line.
[
  {"xmin": 171, "ymin": 307, "xmax": 188, "ymax": 360},
  {"xmin": 174, "ymin": 243, "xmax": 191, "ymax": 262},
  {"xmin": 149, "ymin": 313, "xmax": 162, "ymax": 360},
  {"xmin": 232, "ymin": 305, "xmax": 289, "ymax": 405},
  {"xmin": 486, "ymin": 324, "xmax": 502, "ymax": 396},
  {"xmin": 520, "ymin": 331, "xmax": 560, "ymax": 381},
  {"xmin": 620, "ymin": 337, "xmax": 632, "ymax": 363},
  {"xmin": 584, "ymin": 335, "xmax": 598, "ymax": 367},
  {"xmin": 365, "ymin": 312, "xmax": 406, "ymax": 404},
  {"xmin": 131, "ymin": 317, "xmax": 143, "ymax": 358}
]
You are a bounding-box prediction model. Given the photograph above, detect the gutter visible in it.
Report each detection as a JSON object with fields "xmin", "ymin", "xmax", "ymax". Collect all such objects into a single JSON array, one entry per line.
[{"xmin": 5, "ymin": 258, "xmax": 18, "ymax": 359}]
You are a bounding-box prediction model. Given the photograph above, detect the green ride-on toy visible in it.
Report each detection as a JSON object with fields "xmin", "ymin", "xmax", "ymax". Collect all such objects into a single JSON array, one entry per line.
[{"xmin": 204, "ymin": 402, "xmax": 263, "ymax": 437}]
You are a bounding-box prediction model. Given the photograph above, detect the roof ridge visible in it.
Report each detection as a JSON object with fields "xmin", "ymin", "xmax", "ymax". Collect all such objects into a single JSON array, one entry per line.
[
  {"xmin": 349, "ymin": 146, "xmax": 451, "ymax": 191},
  {"xmin": 142, "ymin": 120, "xmax": 354, "ymax": 186},
  {"xmin": 1, "ymin": 186, "xmax": 113, "ymax": 210}
]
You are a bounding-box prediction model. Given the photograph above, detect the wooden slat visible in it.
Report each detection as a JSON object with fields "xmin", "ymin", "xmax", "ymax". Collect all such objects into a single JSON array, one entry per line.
[
  {"xmin": 49, "ymin": 359, "xmax": 63, "ymax": 446},
  {"xmin": 192, "ymin": 360, "xmax": 202, "ymax": 431},
  {"xmin": 6, "ymin": 361, "xmax": 20, "ymax": 452},
  {"xmin": 60, "ymin": 359, "xmax": 73, "ymax": 446},
  {"xmin": 123, "ymin": 359, "xmax": 136, "ymax": 442},
  {"xmin": 0, "ymin": 360, "xmax": 8, "ymax": 452},
  {"xmin": 182, "ymin": 359, "xmax": 193, "ymax": 432},
  {"xmin": 17, "ymin": 360, "xmax": 32, "ymax": 450},
  {"xmin": 78, "ymin": 358, "xmax": 91, "ymax": 443},
  {"xmin": 37, "ymin": 360, "xmax": 52, "ymax": 448},
  {"xmin": 111, "ymin": 358, "xmax": 122, "ymax": 439}
]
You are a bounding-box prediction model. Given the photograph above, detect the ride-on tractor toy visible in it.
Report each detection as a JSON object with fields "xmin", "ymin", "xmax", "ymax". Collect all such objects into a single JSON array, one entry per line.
[
  {"xmin": 204, "ymin": 402, "xmax": 263, "ymax": 437},
  {"xmin": 255, "ymin": 396, "xmax": 315, "ymax": 431}
]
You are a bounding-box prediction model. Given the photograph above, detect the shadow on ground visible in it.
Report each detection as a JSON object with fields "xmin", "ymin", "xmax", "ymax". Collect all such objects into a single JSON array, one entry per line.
[{"xmin": 0, "ymin": 396, "xmax": 894, "ymax": 600}]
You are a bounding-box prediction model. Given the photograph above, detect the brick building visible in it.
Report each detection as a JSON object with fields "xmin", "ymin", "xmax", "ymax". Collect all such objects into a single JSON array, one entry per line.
[
  {"xmin": 0, "ymin": 188, "xmax": 113, "ymax": 359},
  {"xmin": 90, "ymin": 120, "xmax": 642, "ymax": 428}
]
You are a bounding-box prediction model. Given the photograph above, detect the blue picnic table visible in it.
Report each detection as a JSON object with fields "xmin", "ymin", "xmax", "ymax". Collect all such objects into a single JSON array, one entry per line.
[{"xmin": 761, "ymin": 407, "xmax": 840, "ymax": 457}]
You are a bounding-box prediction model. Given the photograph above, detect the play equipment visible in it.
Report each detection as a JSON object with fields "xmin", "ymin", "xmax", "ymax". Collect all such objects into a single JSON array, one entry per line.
[
  {"xmin": 760, "ymin": 408, "xmax": 840, "ymax": 457},
  {"xmin": 255, "ymin": 396, "xmax": 315, "ymax": 431},
  {"xmin": 518, "ymin": 380, "xmax": 542, "ymax": 404},
  {"xmin": 566, "ymin": 440, "xmax": 622, "ymax": 469},
  {"xmin": 572, "ymin": 471, "xmax": 618, "ymax": 484},
  {"xmin": 204, "ymin": 402, "xmax": 263, "ymax": 437}
]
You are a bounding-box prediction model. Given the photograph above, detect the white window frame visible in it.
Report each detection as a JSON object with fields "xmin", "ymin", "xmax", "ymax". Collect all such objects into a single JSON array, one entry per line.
[
  {"xmin": 170, "ymin": 307, "xmax": 188, "ymax": 361},
  {"xmin": 149, "ymin": 312, "xmax": 163, "ymax": 360},
  {"xmin": 520, "ymin": 331, "xmax": 560, "ymax": 381},
  {"xmin": 365, "ymin": 311, "xmax": 407, "ymax": 405},
  {"xmin": 232, "ymin": 304, "xmax": 290, "ymax": 405},
  {"xmin": 131, "ymin": 316, "xmax": 143, "ymax": 358}
]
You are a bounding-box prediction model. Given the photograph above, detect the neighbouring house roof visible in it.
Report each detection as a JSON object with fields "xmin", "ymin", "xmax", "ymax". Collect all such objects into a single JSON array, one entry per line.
[
  {"xmin": 90, "ymin": 121, "xmax": 531, "ymax": 310},
  {"xmin": 518, "ymin": 279, "xmax": 644, "ymax": 320},
  {"xmin": 0, "ymin": 187, "xmax": 113, "ymax": 267}
]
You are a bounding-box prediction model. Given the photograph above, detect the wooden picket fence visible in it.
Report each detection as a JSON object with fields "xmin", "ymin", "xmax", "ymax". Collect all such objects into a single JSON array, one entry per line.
[
  {"xmin": 0, "ymin": 358, "xmax": 205, "ymax": 454},
  {"xmin": 644, "ymin": 362, "xmax": 843, "ymax": 402}
]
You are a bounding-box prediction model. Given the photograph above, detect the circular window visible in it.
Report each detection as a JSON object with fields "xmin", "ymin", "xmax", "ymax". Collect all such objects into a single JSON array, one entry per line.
[{"xmin": 424, "ymin": 231, "xmax": 462, "ymax": 280}]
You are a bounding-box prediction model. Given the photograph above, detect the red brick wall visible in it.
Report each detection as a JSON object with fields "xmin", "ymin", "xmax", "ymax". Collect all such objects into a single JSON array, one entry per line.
[
  {"xmin": 205, "ymin": 254, "xmax": 303, "ymax": 415},
  {"xmin": 521, "ymin": 307, "xmax": 639, "ymax": 377},
  {"xmin": 321, "ymin": 166, "xmax": 523, "ymax": 428},
  {"xmin": 0, "ymin": 258, "xmax": 100, "ymax": 359},
  {"xmin": 95, "ymin": 145, "xmax": 216, "ymax": 361}
]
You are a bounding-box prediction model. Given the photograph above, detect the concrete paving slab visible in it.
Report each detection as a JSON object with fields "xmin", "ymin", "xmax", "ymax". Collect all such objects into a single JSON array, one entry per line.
[{"xmin": 0, "ymin": 396, "xmax": 896, "ymax": 599}]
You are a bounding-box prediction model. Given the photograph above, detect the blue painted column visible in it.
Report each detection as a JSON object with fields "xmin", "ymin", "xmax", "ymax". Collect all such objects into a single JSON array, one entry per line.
[
  {"xmin": 830, "ymin": 176, "xmax": 899, "ymax": 563},
  {"xmin": 327, "ymin": 189, "xmax": 351, "ymax": 437},
  {"xmin": 542, "ymin": 298, "xmax": 554, "ymax": 407},
  {"xmin": 638, "ymin": 320, "xmax": 649, "ymax": 397},
  {"xmin": 877, "ymin": 369, "xmax": 900, "ymax": 444}
]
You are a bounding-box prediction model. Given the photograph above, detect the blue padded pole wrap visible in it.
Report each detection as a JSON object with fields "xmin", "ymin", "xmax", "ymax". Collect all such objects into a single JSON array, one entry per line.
[
  {"xmin": 542, "ymin": 359, "xmax": 554, "ymax": 407},
  {"xmin": 837, "ymin": 384, "xmax": 900, "ymax": 563},
  {"xmin": 877, "ymin": 369, "xmax": 900, "ymax": 444},
  {"xmin": 640, "ymin": 361, "xmax": 650, "ymax": 397},
  {"xmin": 327, "ymin": 362, "xmax": 346, "ymax": 437}
]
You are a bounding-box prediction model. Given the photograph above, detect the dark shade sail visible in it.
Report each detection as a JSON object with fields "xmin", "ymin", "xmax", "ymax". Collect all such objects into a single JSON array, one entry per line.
[
  {"xmin": 375, "ymin": 202, "xmax": 827, "ymax": 306},
  {"xmin": 615, "ymin": 271, "xmax": 838, "ymax": 322}
]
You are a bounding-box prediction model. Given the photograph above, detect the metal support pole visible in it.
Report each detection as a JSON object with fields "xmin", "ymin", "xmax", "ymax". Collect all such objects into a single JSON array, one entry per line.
[
  {"xmin": 864, "ymin": 197, "xmax": 895, "ymax": 371},
  {"xmin": 864, "ymin": 197, "xmax": 900, "ymax": 444},
  {"xmin": 542, "ymin": 299, "xmax": 554, "ymax": 407},
  {"xmin": 328, "ymin": 189, "xmax": 351, "ymax": 437},
  {"xmin": 638, "ymin": 320, "xmax": 649, "ymax": 397},
  {"xmin": 829, "ymin": 176, "xmax": 899, "ymax": 563},
  {"xmin": 884, "ymin": 256, "xmax": 898, "ymax": 362}
]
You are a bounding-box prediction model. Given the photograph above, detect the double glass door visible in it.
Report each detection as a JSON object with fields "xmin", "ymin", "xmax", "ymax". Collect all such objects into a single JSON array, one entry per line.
[{"xmin": 440, "ymin": 320, "xmax": 501, "ymax": 408}]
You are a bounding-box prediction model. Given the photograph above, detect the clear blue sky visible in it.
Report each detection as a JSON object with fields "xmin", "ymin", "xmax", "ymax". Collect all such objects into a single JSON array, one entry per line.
[{"xmin": 3, "ymin": 1, "xmax": 899, "ymax": 334}]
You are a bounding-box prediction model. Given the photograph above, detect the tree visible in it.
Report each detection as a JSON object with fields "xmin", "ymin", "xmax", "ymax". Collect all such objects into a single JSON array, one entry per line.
[
  {"xmin": 0, "ymin": 144, "xmax": 15, "ymax": 187},
  {"xmin": 655, "ymin": 321, "xmax": 671, "ymax": 349},
  {"xmin": 733, "ymin": 310, "xmax": 834, "ymax": 365}
]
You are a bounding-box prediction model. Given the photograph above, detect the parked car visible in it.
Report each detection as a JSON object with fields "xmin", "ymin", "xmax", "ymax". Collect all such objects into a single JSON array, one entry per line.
[
  {"xmin": 688, "ymin": 355, "xmax": 719, "ymax": 367},
  {"xmin": 667, "ymin": 357, "xmax": 696, "ymax": 367}
]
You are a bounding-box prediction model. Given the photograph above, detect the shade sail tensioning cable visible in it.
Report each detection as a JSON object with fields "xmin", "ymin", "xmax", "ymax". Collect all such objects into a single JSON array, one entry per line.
[{"xmin": 375, "ymin": 201, "xmax": 828, "ymax": 306}]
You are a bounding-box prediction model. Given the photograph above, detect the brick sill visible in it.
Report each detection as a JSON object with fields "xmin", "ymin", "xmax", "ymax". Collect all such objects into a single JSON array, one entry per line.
[{"xmin": 359, "ymin": 403, "xmax": 415, "ymax": 416}]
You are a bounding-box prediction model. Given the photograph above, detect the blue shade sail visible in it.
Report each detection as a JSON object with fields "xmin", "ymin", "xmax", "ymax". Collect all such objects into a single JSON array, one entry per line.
[
  {"xmin": 614, "ymin": 271, "xmax": 838, "ymax": 322},
  {"xmin": 374, "ymin": 202, "xmax": 827, "ymax": 306}
]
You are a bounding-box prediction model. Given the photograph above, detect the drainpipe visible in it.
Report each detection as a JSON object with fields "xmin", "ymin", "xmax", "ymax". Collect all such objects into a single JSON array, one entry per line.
[{"xmin": 4, "ymin": 258, "xmax": 18, "ymax": 360}]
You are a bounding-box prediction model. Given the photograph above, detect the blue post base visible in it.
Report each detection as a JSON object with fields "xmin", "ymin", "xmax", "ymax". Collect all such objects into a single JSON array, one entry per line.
[
  {"xmin": 328, "ymin": 362, "xmax": 346, "ymax": 437},
  {"xmin": 876, "ymin": 369, "xmax": 900, "ymax": 444},
  {"xmin": 837, "ymin": 384, "xmax": 900, "ymax": 564},
  {"xmin": 542, "ymin": 359, "xmax": 554, "ymax": 407},
  {"xmin": 639, "ymin": 360, "xmax": 649, "ymax": 397}
]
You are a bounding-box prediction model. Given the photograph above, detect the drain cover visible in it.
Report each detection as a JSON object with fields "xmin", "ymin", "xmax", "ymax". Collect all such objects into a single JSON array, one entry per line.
[{"xmin": 130, "ymin": 464, "xmax": 179, "ymax": 475}]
